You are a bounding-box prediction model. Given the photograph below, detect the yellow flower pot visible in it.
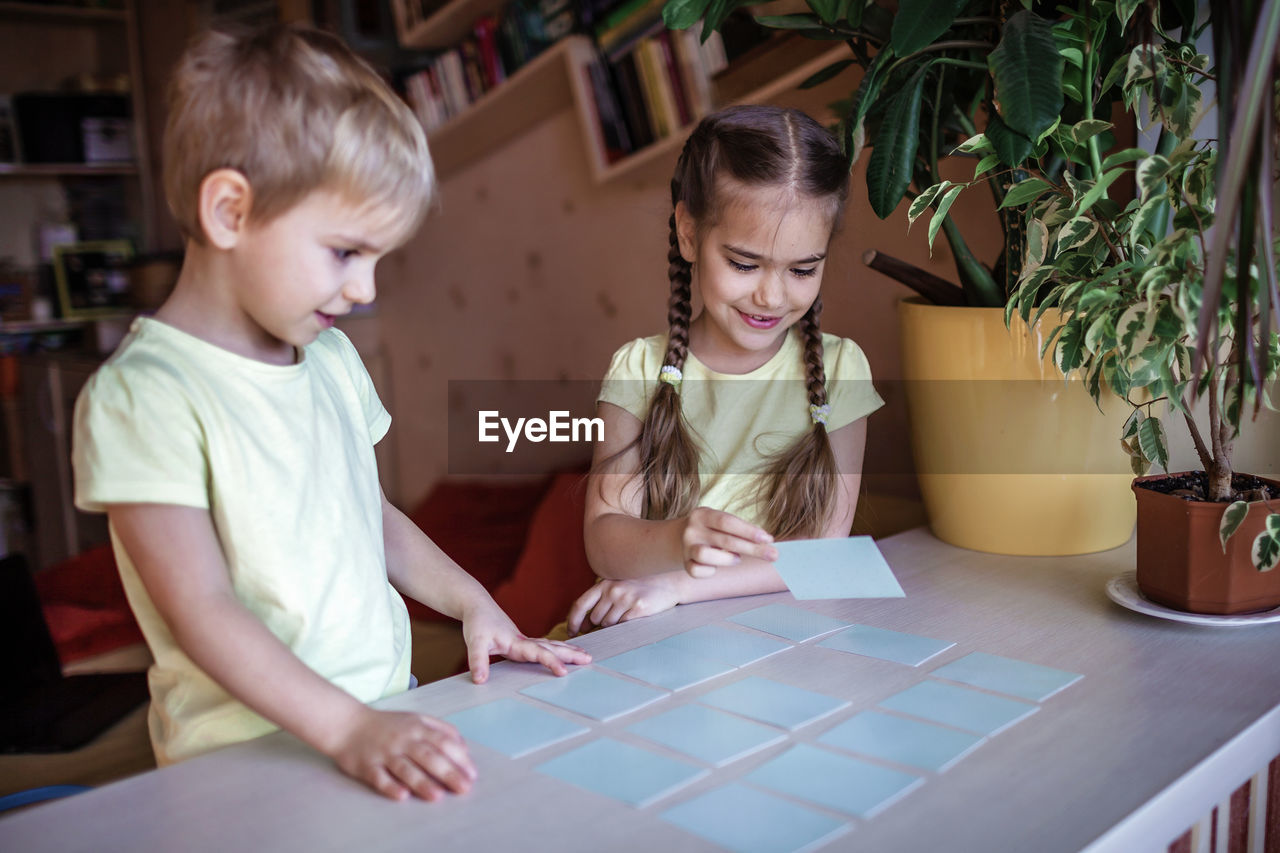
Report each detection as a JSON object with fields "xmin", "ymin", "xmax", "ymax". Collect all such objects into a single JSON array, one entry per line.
[{"xmin": 898, "ymin": 298, "xmax": 1135, "ymax": 555}]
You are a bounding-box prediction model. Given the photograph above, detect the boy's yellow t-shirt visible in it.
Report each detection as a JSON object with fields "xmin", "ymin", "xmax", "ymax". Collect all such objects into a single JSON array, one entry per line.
[
  {"xmin": 598, "ymin": 329, "xmax": 884, "ymax": 527},
  {"xmin": 72, "ymin": 318, "xmax": 411, "ymax": 765}
]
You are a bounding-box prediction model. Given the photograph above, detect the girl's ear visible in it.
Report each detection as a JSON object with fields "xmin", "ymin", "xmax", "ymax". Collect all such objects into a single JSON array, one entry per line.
[
  {"xmin": 198, "ymin": 169, "xmax": 253, "ymax": 250},
  {"xmin": 674, "ymin": 201, "xmax": 699, "ymax": 264}
]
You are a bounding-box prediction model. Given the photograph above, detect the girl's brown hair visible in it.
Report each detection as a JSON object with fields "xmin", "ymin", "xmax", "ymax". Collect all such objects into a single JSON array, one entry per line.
[{"xmin": 640, "ymin": 104, "xmax": 850, "ymax": 539}]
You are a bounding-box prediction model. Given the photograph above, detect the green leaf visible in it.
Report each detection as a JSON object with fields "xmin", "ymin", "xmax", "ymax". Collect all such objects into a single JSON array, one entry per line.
[
  {"xmin": 843, "ymin": 46, "xmax": 892, "ymax": 163},
  {"xmin": 1254, "ymin": 528, "xmax": 1280, "ymax": 572},
  {"xmin": 988, "ymin": 10, "xmax": 1064, "ymax": 140},
  {"xmin": 1116, "ymin": 0, "xmax": 1142, "ymax": 27},
  {"xmin": 1069, "ymin": 119, "xmax": 1113, "ymax": 144},
  {"xmin": 999, "ymin": 177, "xmax": 1052, "ymax": 209},
  {"xmin": 907, "ymin": 181, "xmax": 949, "ymax": 227},
  {"xmin": 1059, "ymin": 47, "xmax": 1083, "ymax": 68},
  {"xmin": 986, "ymin": 114, "xmax": 1034, "ymax": 166},
  {"xmin": 1137, "ymin": 415, "xmax": 1169, "ymax": 472},
  {"xmin": 1220, "ymin": 501, "xmax": 1250, "ymax": 551},
  {"xmin": 1121, "ymin": 407, "xmax": 1145, "ymax": 439},
  {"xmin": 663, "ymin": 0, "xmax": 714, "ymax": 30},
  {"xmin": 1101, "ymin": 148, "xmax": 1148, "ymax": 171},
  {"xmin": 805, "ymin": 0, "xmax": 840, "ymax": 25},
  {"xmin": 890, "ymin": 0, "xmax": 969, "ymax": 55},
  {"xmin": 866, "ymin": 66, "xmax": 929, "ymax": 219},
  {"xmin": 754, "ymin": 13, "xmax": 825, "ymax": 29},
  {"xmin": 928, "ymin": 184, "xmax": 963, "ymax": 252},
  {"xmin": 954, "ymin": 133, "xmax": 991, "ymax": 154},
  {"xmin": 1076, "ymin": 167, "xmax": 1125, "ymax": 215},
  {"xmin": 974, "ymin": 153, "xmax": 999, "ymax": 178},
  {"xmin": 801, "ymin": 59, "xmax": 855, "ymax": 89}
]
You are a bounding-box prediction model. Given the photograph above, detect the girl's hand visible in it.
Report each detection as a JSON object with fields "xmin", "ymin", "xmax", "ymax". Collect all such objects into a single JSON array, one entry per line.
[
  {"xmin": 461, "ymin": 603, "xmax": 591, "ymax": 683},
  {"xmin": 329, "ymin": 706, "xmax": 476, "ymax": 802},
  {"xmin": 681, "ymin": 507, "xmax": 778, "ymax": 578},
  {"xmin": 566, "ymin": 574, "xmax": 686, "ymax": 636}
]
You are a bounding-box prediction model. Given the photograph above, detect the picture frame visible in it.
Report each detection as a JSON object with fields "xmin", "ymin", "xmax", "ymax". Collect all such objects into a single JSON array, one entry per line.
[{"xmin": 52, "ymin": 240, "xmax": 134, "ymax": 319}]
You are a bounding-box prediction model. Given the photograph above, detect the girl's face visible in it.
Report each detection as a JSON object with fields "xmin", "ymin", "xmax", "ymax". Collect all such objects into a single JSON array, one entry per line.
[{"xmin": 677, "ymin": 183, "xmax": 834, "ymax": 374}]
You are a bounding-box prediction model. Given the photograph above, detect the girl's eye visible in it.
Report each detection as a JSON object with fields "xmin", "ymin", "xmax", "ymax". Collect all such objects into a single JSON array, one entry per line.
[
  {"xmin": 791, "ymin": 267, "xmax": 818, "ymax": 278},
  {"xmin": 728, "ymin": 259, "xmax": 756, "ymax": 272},
  {"xmin": 332, "ymin": 248, "xmax": 358, "ymax": 262}
]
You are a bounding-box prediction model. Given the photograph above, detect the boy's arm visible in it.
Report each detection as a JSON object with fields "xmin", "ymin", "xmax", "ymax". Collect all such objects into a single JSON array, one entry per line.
[
  {"xmin": 379, "ymin": 490, "xmax": 590, "ymax": 681},
  {"xmin": 109, "ymin": 503, "xmax": 474, "ymax": 802},
  {"xmin": 583, "ymin": 402, "xmax": 779, "ymax": 580}
]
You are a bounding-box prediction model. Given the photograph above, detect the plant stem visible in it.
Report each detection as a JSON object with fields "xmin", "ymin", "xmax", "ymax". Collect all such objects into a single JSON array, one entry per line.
[{"xmin": 1081, "ymin": 2, "xmax": 1106, "ymax": 179}]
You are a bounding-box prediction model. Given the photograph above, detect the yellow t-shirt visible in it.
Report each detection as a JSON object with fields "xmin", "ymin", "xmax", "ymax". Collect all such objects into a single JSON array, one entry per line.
[
  {"xmin": 599, "ymin": 329, "xmax": 884, "ymax": 527},
  {"xmin": 72, "ymin": 318, "xmax": 411, "ymax": 765}
]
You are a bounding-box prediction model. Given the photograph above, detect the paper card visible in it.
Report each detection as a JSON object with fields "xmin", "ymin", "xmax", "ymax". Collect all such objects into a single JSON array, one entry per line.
[
  {"xmin": 727, "ymin": 604, "xmax": 851, "ymax": 643},
  {"xmin": 596, "ymin": 644, "xmax": 736, "ymax": 692},
  {"xmin": 878, "ymin": 680, "xmax": 1038, "ymax": 736},
  {"xmin": 698, "ymin": 676, "xmax": 849, "ymax": 731},
  {"xmin": 771, "ymin": 536, "xmax": 905, "ymax": 600},
  {"xmin": 444, "ymin": 698, "xmax": 589, "ymax": 759},
  {"xmin": 626, "ymin": 703, "xmax": 787, "ymax": 767},
  {"xmin": 930, "ymin": 651, "xmax": 1084, "ymax": 702},
  {"xmin": 746, "ymin": 743, "xmax": 923, "ymax": 819},
  {"xmin": 817, "ymin": 624, "xmax": 955, "ymax": 667},
  {"xmin": 655, "ymin": 624, "xmax": 792, "ymax": 668},
  {"xmin": 660, "ymin": 782, "xmax": 851, "ymax": 853},
  {"xmin": 519, "ymin": 668, "xmax": 667, "ymax": 722},
  {"xmin": 535, "ymin": 737, "xmax": 707, "ymax": 808},
  {"xmin": 818, "ymin": 710, "xmax": 984, "ymax": 773}
]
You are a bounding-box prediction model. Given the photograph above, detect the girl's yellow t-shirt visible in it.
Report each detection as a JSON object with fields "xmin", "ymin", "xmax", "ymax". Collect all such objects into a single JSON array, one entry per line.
[
  {"xmin": 598, "ymin": 328, "xmax": 884, "ymax": 527},
  {"xmin": 72, "ymin": 318, "xmax": 411, "ymax": 765}
]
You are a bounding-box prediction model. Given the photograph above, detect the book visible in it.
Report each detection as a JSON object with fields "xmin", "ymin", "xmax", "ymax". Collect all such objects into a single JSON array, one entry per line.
[
  {"xmin": 611, "ymin": 51, "xmax": 655, "ymax": 150},
  {"xmin": 655, "ymin": 29, "xmax": 692, "ymax": 128}
]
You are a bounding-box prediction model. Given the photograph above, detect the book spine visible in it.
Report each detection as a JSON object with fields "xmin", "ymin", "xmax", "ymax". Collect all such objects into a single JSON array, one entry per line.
[
  {"xmin": 655, "ymin": 30, "xmax": 692, "ymax": 128},
  {"xmin": 612, "ymin": 51, "xmax": 654, "ymax": 150}
]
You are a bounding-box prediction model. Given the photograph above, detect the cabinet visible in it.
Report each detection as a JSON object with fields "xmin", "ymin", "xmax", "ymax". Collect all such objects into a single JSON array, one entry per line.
[{"xmin": 389, "ymin": 0, "xmax": 854, "ymax": 182}]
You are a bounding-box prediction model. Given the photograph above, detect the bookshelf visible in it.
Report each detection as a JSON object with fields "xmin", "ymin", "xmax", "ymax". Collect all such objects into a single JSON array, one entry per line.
[{"xmin": 390, "ymin": 0, "xmax": 860, "ymax": 184}]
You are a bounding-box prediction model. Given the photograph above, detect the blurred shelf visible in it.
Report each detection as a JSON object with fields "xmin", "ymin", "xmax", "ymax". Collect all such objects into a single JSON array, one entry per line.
[
  {"xmin": 0, "ymin": 162, "xmax": 139, "ymax": 178},
  {"xmin": 392, "ymin": 0, "xmax": 506, "ymax": 50},
  {"xmin": 0, "ymin": 2, "xmax": 127, "ymax": 23}
]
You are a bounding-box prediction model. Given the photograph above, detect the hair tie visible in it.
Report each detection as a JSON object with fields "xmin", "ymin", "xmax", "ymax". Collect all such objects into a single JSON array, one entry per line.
[
  {"xmin": 809, "ymin": 403, "xmax": 831, "ymax": 425},
  {"xmin": 658, "ymin": 365, "xmax": 683, "ymax": 388}
]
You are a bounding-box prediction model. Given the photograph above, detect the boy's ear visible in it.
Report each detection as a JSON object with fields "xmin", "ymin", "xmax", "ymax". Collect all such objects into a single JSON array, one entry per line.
[
  {"xmin": 198, "ymin": 169, "xmax": 253, "ymax": 249},
  {"xmin": 674, "ymin": 201, "xmax": 698, "ymax": 264}
]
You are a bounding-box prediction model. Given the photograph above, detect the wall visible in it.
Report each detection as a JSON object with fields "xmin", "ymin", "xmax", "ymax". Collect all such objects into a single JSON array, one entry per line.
[{"xmin": 375, "ymin": 75, "xmax": 1008, "ymax": 510}]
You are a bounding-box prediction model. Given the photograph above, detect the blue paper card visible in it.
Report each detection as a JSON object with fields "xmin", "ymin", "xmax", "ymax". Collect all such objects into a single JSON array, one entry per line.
[
  {"xmin": 535, "ymin": 738, "xmax": 707, "ymax": 808},
  {"xmin": 656, "ymin": 624, "xmax": 792, "ymax": 668},
  {"xmin": 444, "ymin": 698, "xmax": 589, "ymax": 758},
  {"xmin": 627, "ymin": 703, "xmax": 787, "ymax": 767},
  {"xmin": 661, "ymin": 783, "xmax": 850, "ymax": 853},
  {"xmin": 771, "ymin": 536, "xmax": 905, "ymax": 600},
  {"xmin": 930, "ymin": 651, "xmax": 1084, "ymax": 702},
  {"xmin": 818, "ymin": 710, "xmax": 984, "ymax": 772},
  {"xmin": 728, "ymin": 604, "xmax": 851, "ymax": 642},
  {"xmin": 879, "ymin": 680, "xmax": 1038, "ymax": 735},
  {"xmin": 520, "ymin": 668, "xmax": 667, "ymax": 722},
  {"xmin": 746, "ymin": 743, "xmax": 922, "ymax": 819},
  {"xmin": 699, "ymin": 676, "xmax": 849, "ymax": 731},
  {"xmin": 596, "ymin": 644, "xmax": 736, "ymax": 692},
  {"xmin": 817, "ymin": 624, "xmax": 955, "ymax": 667}
]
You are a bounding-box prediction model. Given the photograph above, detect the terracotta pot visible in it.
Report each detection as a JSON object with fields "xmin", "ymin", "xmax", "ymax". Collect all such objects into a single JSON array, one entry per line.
[
  {"xmin": 898, "ymin": 298, "xmax": 1135, "ymax": 555},
  {"xmin": 1132, "ymin": 472, "xmax": 1280, "ymax": 614}
]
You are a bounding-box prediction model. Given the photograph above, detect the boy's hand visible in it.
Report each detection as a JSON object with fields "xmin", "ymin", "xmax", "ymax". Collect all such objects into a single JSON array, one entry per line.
[
  {"xmin": 330, "ymin": 706, "xmax": 475, "ymax": 802},
  {"xmin": 681, "ymin": 507, "xmax": 778, "ymax": 579},
  {"xmin": 566, "ymin": 574, "xmax": 685, "ymax": 637},
  {"xmin": 461, "ymin": 604, "xmax": 591, "ymax": 683}
]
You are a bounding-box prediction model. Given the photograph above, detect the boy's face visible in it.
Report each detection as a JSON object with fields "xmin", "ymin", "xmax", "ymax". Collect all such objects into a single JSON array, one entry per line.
[{"xmin": 227, "ymin": 189, "xmax": 402, "ymax": 359}]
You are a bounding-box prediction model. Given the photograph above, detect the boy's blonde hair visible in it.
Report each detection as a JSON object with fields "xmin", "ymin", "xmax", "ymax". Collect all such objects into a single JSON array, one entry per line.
[{"xmin": 163, "ymin": 23, "xmax": 434, "ymax": 245}]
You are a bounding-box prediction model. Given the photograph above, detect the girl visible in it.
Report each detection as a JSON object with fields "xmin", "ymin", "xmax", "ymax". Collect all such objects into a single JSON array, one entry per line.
[{"xmin": 567, "ymin": 104, "xmax": 883, "ymax": 636}]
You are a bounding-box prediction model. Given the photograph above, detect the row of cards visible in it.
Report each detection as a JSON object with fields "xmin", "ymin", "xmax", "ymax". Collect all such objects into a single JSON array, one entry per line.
[{"xmin": 443, "ymin": 604, "xmax": 1083, "ymax": 853}]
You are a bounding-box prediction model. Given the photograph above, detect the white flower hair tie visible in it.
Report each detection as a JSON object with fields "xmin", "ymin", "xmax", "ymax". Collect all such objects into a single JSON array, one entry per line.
[
  {"xmin": 658, "ymin": 365, "xmax": 683, "ymax": 388},
  {"xmin": 809, "ymin": 403, "xmax": 831, "ymax": 425}
]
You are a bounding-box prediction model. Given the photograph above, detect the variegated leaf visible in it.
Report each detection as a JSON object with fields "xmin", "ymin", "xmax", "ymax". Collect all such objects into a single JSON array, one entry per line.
[
  {"xmin": 1136, "ymin": 414, "xmax": 1169, "ymax": 472},
  {"xmin": 1057, "ymin": 217, "xmax": 1099, "ymax": 252},
  {"xmin": 1121, "ymin": 407, "xmax": 1145, "ymax": 439},
  {"xmin": 1254, "ymin": 526, "xmax": 1280, "ymax": 572},
  {"xmin": 1025, "ymin": 218, "xmax": 1049, "ymax": 269},
  {"xmin": 1070, "ymin": 119, "xmax": 1113, "ymax": 144},
  {"xmin": 1137, "ymin": 154, "xmax": 1172, "ymax": 196},
  {"xmin": 907, "ymin": 182, "xmax": 950, "ymax": 227},
  {"xmin": 1117, "ymin": 302, "xmax": 1157, "ymax": 358},
  {"xmin": 928, "ymin": 185, "xmax": 964, "ymax": 252},
  {"xmin": 1219, "ymin": 501, "xmax": 1250, "ymax": 551}
]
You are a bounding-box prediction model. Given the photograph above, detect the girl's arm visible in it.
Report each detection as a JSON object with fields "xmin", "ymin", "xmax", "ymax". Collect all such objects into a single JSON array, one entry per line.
[
  {"xmin": 569, "ymin": 415, "xmax": 868, "ymax": 634},
  {"xmin": 584, "ymin": 402, "xmax": 779, "ymax": 580},
  {"xmin": 108, "ymin": 503, "xmax": 475, "ymax": 802},
  {"xmin": 379, "ymin": 490, "xmax": 590, "ymax": 681}
]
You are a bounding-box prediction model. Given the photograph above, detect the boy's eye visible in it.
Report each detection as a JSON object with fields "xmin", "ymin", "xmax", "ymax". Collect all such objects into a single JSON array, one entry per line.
[
  {"xmin": 791, "ymin": 267, "xmax": 818, "ymax": 278},
  {"xmin": 727, "ymin": 259, "xmax": 756, "ymax": 272},
  {"xmin": 332, "ymin": 248, "xmax": 359, "ymax": 262}
]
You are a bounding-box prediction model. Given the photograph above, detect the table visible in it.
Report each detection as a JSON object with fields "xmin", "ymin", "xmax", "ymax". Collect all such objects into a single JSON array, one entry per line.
[{"xmin": 3, "ymin": 527, "xmax": 1278, "ymax": 852}]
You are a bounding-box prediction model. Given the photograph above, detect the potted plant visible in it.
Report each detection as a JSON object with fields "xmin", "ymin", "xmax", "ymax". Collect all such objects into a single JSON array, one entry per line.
[
  {"xmin": 914, "ymin": 1, "xmax": 1280, "ymax": 611},
  {"xmin": 663, "ymin": 0, "xmax": 1155, "ymax": 554}
]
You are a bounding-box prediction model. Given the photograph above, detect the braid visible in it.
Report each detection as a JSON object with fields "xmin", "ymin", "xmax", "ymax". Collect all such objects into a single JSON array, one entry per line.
[
  {"xmin": 799, "ymin": 296, "xmax": 829, "ymax": 410},
  {"xmin": 635, "ymin": 169, "xmax": 703, "ymax": 520}
]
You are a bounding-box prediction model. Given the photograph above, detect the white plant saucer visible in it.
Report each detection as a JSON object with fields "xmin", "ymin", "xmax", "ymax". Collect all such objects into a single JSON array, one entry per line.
[{"xmin": 1106, "ymin": 571, "xmax": 1280, "ymax": 627}]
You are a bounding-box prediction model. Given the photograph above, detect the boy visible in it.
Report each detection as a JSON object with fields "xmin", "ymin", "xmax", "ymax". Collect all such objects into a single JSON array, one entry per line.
[{"xmin": 71, "ymin": 23, "xmax": 589, "ymax": 802}]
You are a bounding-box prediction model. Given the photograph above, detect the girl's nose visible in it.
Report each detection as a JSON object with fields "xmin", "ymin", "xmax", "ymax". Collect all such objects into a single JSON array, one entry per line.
[
  {"xmin": 753, "ymin": 271, "xmax": 785, "ymax": 310},
  {"xmin": 343, "ymin": 270, "xmax": 376, "ymax": 305}
]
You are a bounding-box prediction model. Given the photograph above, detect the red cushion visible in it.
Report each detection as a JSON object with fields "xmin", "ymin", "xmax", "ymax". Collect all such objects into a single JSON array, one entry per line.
[
  {"xmin": 403, "ymin": 477, "xmax": 553, "ymax": 622},
  {"xmin": 492, "ymin": 472, "xmax": 599, "ymax": 637},
  {"xmin": 33, "ymin": 544, "xmax": 128, "ymax": 610},
  {"xmin": 34, "ymin": 545, "xmax": 144, "ymax": 664}
]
